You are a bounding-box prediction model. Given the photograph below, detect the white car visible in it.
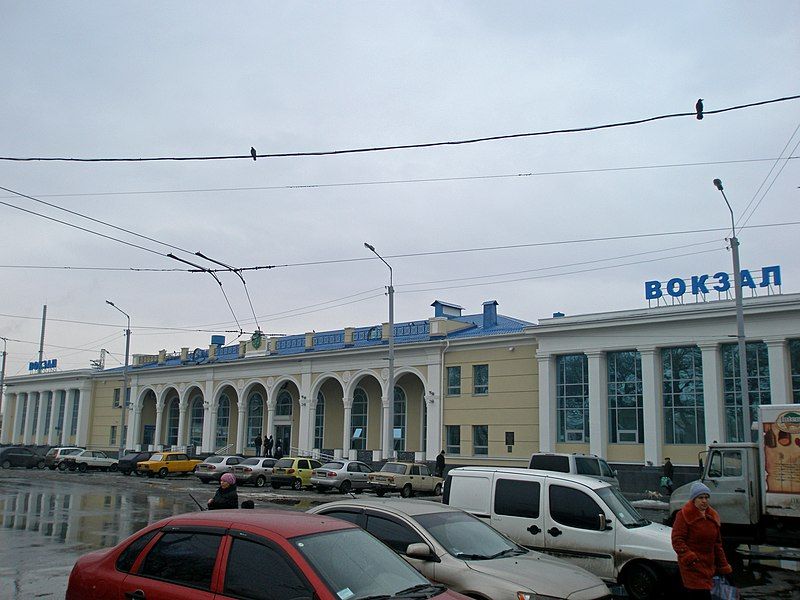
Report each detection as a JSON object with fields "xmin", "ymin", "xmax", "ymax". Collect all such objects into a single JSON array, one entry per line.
[{"xmin": 58, "ymin": 449, "xmax": 118, "ymax": 472}]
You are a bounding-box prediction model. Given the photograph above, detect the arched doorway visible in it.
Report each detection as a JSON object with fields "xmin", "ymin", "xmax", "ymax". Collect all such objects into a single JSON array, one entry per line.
[
  {"xmin": 274, "ymin": 385, "xmax": 293, "ymax": 454},
  {"xmin": 139, "ymin": 390, "xmax": 157, "ymax": 449},
  {"xmin": 165, "ymin": 396, "xmax": 180, "ymax": 447},
  {"xmin": 246, "ymin": 390, "xmax": 264, "ymax": 454},
  {"xmin": 187, "ymin": 391, "xmax": 204, "ymax": 447},
  {"xmin": 394, "ymin": 372, "xmax": 426, "ymax": 454}
]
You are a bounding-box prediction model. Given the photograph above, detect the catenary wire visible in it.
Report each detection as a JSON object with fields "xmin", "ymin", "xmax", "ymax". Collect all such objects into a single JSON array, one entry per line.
[
  {"xmin": 1, "ymin": 94, "xmax": 798, "ymax": 162},
  {"xmin": 739, "ymin": 136, "xmax": 800, "ymax": 228}
]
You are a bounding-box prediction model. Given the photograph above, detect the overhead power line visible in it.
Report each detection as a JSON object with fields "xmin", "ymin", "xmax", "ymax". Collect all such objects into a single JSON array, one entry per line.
[
  {"xmin": 0, "ymin": 156, "xmax": 795, "ymax": 199},
  {"xmin": 1, "ymin": 94, "xmax": 798, "ymax": 162}
]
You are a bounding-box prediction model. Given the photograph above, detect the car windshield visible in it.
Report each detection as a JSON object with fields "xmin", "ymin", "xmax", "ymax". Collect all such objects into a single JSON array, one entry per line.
[
  {"xmin": 597, "ymin": 486, "xmax": 650, "ymax": 528},
  {"xmin": 205, "ymin": 456, "xmax": 224, "ymax": 463},
  {"xmin": 62, "ymin": 449, "xmax": 82, "ymax": 456},
  {"xmin": 415, "ymin": 510, "xmax": 525, "ymax": 560},
  {"xmin": 275, "ymin": 458, "xmax": 294, "ymax": 468},
  {"xmin": 149, "ymin": 453, "xmax": 163, "ymax": 462},
  {"xmin": 46, "ymin": 448, "xmax": 58, "ymax": 456},
  {"xmin": 240, "ymin": 458, "xmax": 260, "ymax": 466},
  {"xmin": 380, "ymin": 463, "xmax": 407, "ymax": 474},
  {"xmin": 294, "ymin": 527, "xmax": 442, "ymax": 599},
  {"xmin": 321, "ymin": 462, "xmax": 344, "ymax": 470}
]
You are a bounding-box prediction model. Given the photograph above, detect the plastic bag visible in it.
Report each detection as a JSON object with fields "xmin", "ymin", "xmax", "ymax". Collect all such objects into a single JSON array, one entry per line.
[
  {"xmin": 659, "ymin": 476, "xmax": 673, "ymax": 488},
  {"xmin": 711, "ymin": 576, "xmax": 740, "ymax": 600}
]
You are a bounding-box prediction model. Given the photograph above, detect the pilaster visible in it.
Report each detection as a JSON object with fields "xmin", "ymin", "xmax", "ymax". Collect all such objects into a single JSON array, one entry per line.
[
  {"xmin": 75, "ymin": 386, "xmax": 92, "ymax": 447},
  {"xmin": 700, "ymin": 343, "xmax": 724, "ymax": 444},
  {"xmin": 537, "ymin": 352, "xmax": 556, "ymax": 452},
  {"xmin": 765, "ymin": 338, "xmax": 791, "ymax": 404},
  {"xmin": 587, "ymin": 351, "xmax": 608, "ymax": 457},
  {"xmin": 639, "ymin": 347, "xmax": 663, "ymax": 465}
]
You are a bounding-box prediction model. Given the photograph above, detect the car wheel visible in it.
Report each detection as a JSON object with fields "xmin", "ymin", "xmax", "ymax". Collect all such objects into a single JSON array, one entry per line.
[
  {"xmin": 271, "ymin": 481, "xmax": 281, "ymax": 489},
  {"xmin": 624, "ymin": 562, "xmax": 661, "ymax": 600},
  {"xmin": 375, "ymin": 489, "xmax": 386, "ymax": 497},
  {"xmin": 1, "ymin": 460, "xmax": 10, "ymax": 469},
  {"xmin": 255, "ymin": 475, "xmax": 266, "ymax": 488},
  {"xmin": 158, "ymin": 467, "xmax": 169, "ymax": 478},
  {"xmin": 48, "ymin": 465, "xmax": 56, "ymax": 471},
  {"xmin": 433, "ymin": 483, "xmax": 442, "ymax": 496},
  {"xmin": 339, "ymin": 480, "xmax": 352, "ymax": 494},
  {"xmin": 58, "ymin": 462, "xmax": 68, "ymax": 471},
  {"xmin": 37, "ymin": 460, "xmax": 46, "ymax": 470},
  {"xmin": 110, "ymin": 463, "xmax": 118, "ymax": 472},
  {"xmin": 122, "ymin": 470, "xmax": 131, "ymax": 476},
  {"xmin": 292, "ymin": 478, "xmax": 303, "ymax": 491},
  {"xmin": 401, "ymin": 484, "xmax": 413, "ymax": 498},
  {"xmin": 77, "ymin": 463, "xmax": 88, "ymax": 473}
]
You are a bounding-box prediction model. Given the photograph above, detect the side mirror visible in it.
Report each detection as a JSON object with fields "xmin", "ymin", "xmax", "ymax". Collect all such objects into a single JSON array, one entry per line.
[
  {"xmin": 406, "ymin": 543, "xmax": 438, "ymax": 561},
  {"xmin": 599, "ymin": 514, "xmax": 613, "ymax": 531}
]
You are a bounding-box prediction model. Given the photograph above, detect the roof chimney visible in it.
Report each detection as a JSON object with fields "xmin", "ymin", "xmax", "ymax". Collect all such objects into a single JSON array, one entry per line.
[
  {"xmin": 431, "ymin": 300, "xmax": 464, "ymax": 319},
  {"xmin": 482, "ymin": 300, "xmax": 498, "ymax": 328}
]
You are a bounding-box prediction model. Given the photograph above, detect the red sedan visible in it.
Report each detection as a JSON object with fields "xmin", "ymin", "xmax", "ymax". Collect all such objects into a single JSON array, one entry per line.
[{"xmin": 66, "ymin": 508, "xmax": 469, "ymax": 600}]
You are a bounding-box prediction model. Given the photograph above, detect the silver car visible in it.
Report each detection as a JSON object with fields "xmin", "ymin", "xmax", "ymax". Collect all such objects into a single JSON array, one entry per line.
[
  {"xmin": 309, "ymin": 499, "xmax": 610, "ymax": 600},
  {"xmin": 194, "ymin": 455, "xmax": 242, "ymax": 483},
  {"xmin": 310, "ymin": 460, "xmax": 374, "ymax": 494},
  {"xmin": 232, "ymin": 457, "xmax": 277, "ymax": 487}
]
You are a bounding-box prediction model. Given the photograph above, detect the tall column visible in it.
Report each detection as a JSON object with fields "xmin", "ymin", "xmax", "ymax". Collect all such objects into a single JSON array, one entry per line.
[
  {"xmin": 700, "ymin": 343, "xmax": 724, "ymax": 444},
  {"xmin": 381, "ymin": 391, "xmax": 392, "ymax": 459},
  {"xmin": 201, "ymin": 380, "xmax": 215, "ymax": 453},
  {"xmin": 176, "ymin": 399, "xmax": 187, "ymax": 450},
  {"xmin": 1, "ymin": 392, "xmax": 16, "ymax": 444},
  {"xmin": 266, "ymin": 399, "xmax": 276, "ymax": 440},
  {"xmin": 342, "ymin": 398, "xmax": 353, "ymax": 455},
  {"xmin": 537, "ymin": 353, "xmax": 556, "ymax": 452},
  {"xmin": 153, "ymin": 403, "xmax": 164, "ymax": 450},
  {"xmin": 61, "ymin": 391, "xmax": 74, "ymax": 445},
  {"xmin": 22, "ymin": 393, "xmax": 35, "ymax": 444},
  {"xmin": 35, "ymin": 392, "xmax": 48, "ymax": 445},
  {"xmin": 639, "ymin": 347, "xmax": 663, "ymax": 466},
  {"xmin": 126, "ymin": 384, "xmax": 140, "ymax": 450},
  {"xmin": 235, "ymin": 405, "xmax": 247, "ymax": 454},
  {"xmin": 75, "ymin": 386, "xmax": 92, "ymax": 447},
  {"xmin": 587, "ymin": 351, "xmax": 608, "ymax": 458},
  {"xmin": 766, "ymin": 338, "xmax": 791, "ymax": 404},
  {"xmin": 47, "ymin": 391, "xmax": 59, "ymax": 445},
  {"xmin": 297, "ymin": 374, "xmax": 312, "ymax": 454}
]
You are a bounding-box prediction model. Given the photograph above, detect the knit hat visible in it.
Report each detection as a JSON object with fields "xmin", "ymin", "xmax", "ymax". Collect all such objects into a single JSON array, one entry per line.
[
  {"xmin": 689, "ymin": 481, "xmax": 711, "ymax": 500},
  {"xmin": 221, "ymin": 473, "xmax": 236, "ymax": 485}
]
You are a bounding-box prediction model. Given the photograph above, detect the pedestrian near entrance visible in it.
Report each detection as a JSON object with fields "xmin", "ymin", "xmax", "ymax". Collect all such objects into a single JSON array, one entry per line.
[
  {"xmin": 265, "ymin": 435, "xmax": 274, "ymax": 457},
  {"xmin": 436, "ymin": 450, "xmax": 446, "ymax": 478},
  {"xmin": 661, "ymin": 457, "xmax": 674, "ymax": 495},
  {"xmin": 274, "ymin": 443, "xmax": 284, "ymax": 460},
  {"xmin": 671, "ymin": 482, "xmax": 733, "ymax": 599},
  {"xmin": 207, "ymin": 473, "xmax": 239, "ymax": 510},
  {"xmin": 253, "ymin": 435, "xmax": 262, "ymax": 457}
]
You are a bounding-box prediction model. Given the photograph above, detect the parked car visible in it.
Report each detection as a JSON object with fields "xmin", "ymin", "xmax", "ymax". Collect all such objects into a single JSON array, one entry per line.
[
  {"xmin": 194, "ymin": 455, "xmax": 243, "ymax": 483},
  {"xmin": 309, "ymin": 498, "xmax": 611, "ymax": 600},
  {"xmin": 44, "ymin": 446, "xmax": 83, "ymax": 470},
  {"xmin": 270, "ymin": 457, "xmax": 322, "ymax": 490},
  {"xmin": 117, "ymin": 451, "xmax": 153, "ymax": 476},
  {"xmin": 233, "ymin": 457, "xmax": 277, "ymax": 487},
  {"xmin": 66, "ymin": 508, "xmax": 468, "ymax": 600},
  {"xmin": 59, "ymin": 449, "xmax": 118, "ymax": 472},
  {"xmin": 529, "ymin": 452, "xmax": 620, "ymax": 487},
  {"xmin": 0, "ymin": 446, "xmax": 46, "ymax": 470},
  {"xmin": 368, "ymin": 461, "xmax": 443, "ymax": 497},
  {"xmin": 444, "ymin": 466, "xmax": 678, "ymax": 600},
  {"xmin": 136, "ymin": 451, "xmax": 202, "ymax": 478},
  {"xmin": 311, "ymin": 460, "xmax": 374, "ymax": 494}
]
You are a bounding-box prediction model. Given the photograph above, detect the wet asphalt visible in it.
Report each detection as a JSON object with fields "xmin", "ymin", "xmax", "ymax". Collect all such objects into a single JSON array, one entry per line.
[{"xmin": 0, "ymin": 468, "xmax": 798, "ymax": 599}]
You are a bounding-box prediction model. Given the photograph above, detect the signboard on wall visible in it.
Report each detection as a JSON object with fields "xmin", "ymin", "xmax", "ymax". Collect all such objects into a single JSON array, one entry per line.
[
  {"xmin": 760, "ymin": 405, "xmax": 800, "ymax": 518},
  {"xmin": 644, "ymin": 265, "xmax": 781, "ymax": 304},
  {"xmin": 29, "ymin": 358, "xmax": 57, "ymax": 372}
]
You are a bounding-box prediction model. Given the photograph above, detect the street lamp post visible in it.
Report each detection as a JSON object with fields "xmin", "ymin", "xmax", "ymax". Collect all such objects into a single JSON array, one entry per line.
[
  {"xmin": 106, "ymin": 300, "xmax": 131, "ymax": 458},
  {"xmin": 364, "ymin": 242, "xmax": 395, "ymax": 460},
  {"xmin": 713, "ymin": 179, "xmax": 750, "ymax": 432}
]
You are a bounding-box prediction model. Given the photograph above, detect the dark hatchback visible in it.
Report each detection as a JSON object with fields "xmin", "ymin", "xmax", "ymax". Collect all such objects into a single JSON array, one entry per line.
[
  {"xmin": 118, "ymin": 451, "xmax": 153, "ymax": 476},
  {"xmin": 0, "ymin": 446, "xmax": 46, "ymax": 469}
]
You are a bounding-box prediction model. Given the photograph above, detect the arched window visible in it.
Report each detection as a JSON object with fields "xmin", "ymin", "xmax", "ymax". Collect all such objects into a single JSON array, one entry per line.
[
  {"xmin": 215, "ymin": 394, "xmax": 230, "ymax": 449},
  {"xmin": 247, "ymin": 392, "xmax": 264, "ymax": 446},
  {"xmin": 276, "ymin": 389, "xmax": 293, "ymax": 416},
  {"xmin": 189, "ymin": 395, "xmax": 204, "ymax": 446},
  {"xmin": 166, "ymin": 398, "xmax": 179, "ymax": 446},
  {"xmin": 351, "ymin": 388, "xmax": 368, "ymax": 450},
  {"xmin": 314, "ymin": 391, "xmax": 325, "ymax": 450},
  {"xmin": 393, "ymin": 386, "xmax": 406, "ymax": 452}
]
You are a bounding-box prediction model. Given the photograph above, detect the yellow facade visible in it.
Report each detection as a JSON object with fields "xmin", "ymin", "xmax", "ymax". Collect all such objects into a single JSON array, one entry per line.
[{"xmin": 88, "ymin": 378, "xmax": 123, "ymax": 450}]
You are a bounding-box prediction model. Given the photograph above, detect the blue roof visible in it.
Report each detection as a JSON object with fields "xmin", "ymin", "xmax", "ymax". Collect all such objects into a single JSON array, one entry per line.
[{"xmin": 121, "ymin": 311, "xmax": 533, "ymax": 372}]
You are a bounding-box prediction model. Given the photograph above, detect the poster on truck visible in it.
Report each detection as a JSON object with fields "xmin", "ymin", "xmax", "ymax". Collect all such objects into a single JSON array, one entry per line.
[{"xmin": 761, "ymin": 405, "xmax": 800, "ymax": 517}]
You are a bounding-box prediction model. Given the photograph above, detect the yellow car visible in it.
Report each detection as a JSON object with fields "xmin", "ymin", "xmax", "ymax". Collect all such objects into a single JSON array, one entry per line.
[
  {"xmin": 137, "ymin": 451, "xmax": 202, "ymax": 478},
  {"xmin": 270, "ymin": 457, "xmax": 322, "ymax": 490}
]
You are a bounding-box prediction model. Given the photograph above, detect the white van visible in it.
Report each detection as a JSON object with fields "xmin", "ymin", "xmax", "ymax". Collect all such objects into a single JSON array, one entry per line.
[
  {"xmin": 444, "ymin": 466, "xmax": 678, "ymax": 600},
  {"xmin": 529, "ymin": 452, "xmax": 620, "ymax": 487}
]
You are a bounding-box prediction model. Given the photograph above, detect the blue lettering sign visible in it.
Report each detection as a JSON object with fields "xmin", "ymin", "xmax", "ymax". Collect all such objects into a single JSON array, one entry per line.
[{"xmin": 645, "ymin": 266, "xmax": 782, "ymax": 300}]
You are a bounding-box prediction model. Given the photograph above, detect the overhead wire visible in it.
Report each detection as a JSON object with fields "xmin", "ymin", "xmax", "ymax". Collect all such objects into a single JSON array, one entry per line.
[
  {"xmin": 1, "ymin": 94, "xmax": 798, "ymax": 162},
  {"xmin": 739, "ymin": 133, "xmax": 800, "ymax": 228}
]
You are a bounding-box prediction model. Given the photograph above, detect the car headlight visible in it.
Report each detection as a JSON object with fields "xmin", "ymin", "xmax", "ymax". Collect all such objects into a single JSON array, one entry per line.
[{"xmin": 517, "ymin": 594, "xmax": 560, "ymax": 600}]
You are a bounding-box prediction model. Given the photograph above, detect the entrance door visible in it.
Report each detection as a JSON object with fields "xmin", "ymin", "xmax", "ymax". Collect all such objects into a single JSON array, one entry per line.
[{"xmin": 275, "ymin": 425, "xmax": 291, "ymax": 456}]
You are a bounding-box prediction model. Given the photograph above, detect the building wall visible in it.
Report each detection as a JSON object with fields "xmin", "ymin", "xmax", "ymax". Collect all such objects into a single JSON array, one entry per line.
[{"xmin": 89, "ymin": 378, "xmax": 123, "ymax": 451}]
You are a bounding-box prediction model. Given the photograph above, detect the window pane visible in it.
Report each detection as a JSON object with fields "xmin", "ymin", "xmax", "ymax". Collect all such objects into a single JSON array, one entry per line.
[
  {"xmin": 662, "ymin": 346, "xmax": 705, "ymax": 445},
  {"xmin": 607, "ymin": 351, "xmax": 643, "ymax": 444},
  {"xmin": 472, "ymin": 425, "xmax": 488, "ymax": 455},
  {"xmin": 224, "ymin": 537, "xmax": 310, "ymax": 600},
  {"xmin": 790, "ymin": 339, "xmax": 800, "ymax": 402},
  {"xmin": 557, "ymin": 354, "xmax": 589, "ymax": 443},
  {"xmin": 722, "ymin": 342, "xmax": 770, "ymax": 442},
  {"xmin": 495, "ymin": 479, "xmax": 540, "ymax": 518},
  {"xmin": 473, "ymin": 365, "xmax": 488, "ymax": 395},
  {"xmin": 140, "ymin": 532, "xmax": 221, "ymax": 589},
  {"xmin": 446, "ymin": 425, "xmax": 460, "ymax": 454},
  {"xmin": 447, "ymin": 366, "xmax": 461, "ymax": 395},
  {"xmin": 549, "ymin": 486, "xmax": 603, "ymax": 530},
  {"xmin": 365, "ymin": 514, "xmax": 424, "ymax": 554},
  {"xmin": 116, "ymin": 530, "xmax": 157, "ymax": 573}
]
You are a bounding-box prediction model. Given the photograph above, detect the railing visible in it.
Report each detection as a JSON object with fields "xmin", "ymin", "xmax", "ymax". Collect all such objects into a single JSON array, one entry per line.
[{"xmin": 215, "ymin": 443, "xmax": 234, "ymax": 455}]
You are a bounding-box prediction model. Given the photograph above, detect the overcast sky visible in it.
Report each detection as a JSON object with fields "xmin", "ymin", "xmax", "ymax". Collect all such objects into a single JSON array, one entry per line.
[{"xmin": 1, "ymin": 2, "xmax": 798, "ymax": 376}]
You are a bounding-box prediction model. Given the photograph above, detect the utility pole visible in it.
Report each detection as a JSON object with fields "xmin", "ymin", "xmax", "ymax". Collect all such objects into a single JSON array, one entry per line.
[
  {"xmin": 38, "ymin": 305, "xmax": 47, "ymax": 373},
  {"xmin": 0, "ymin": 337, "xmax": 7, "ymax": 430},
  {"xmin": 106, "ymin": 301, "xmax": 131, "ymax": 457}
]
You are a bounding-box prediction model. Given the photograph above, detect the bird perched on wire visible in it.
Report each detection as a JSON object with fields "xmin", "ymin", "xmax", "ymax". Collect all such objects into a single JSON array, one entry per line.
[
  {"xmin": 250, "ymin": 146, "xmax": 257, "ymax": 161},
  {"xmin": 695, "ymin": 99, "xmax": 704, "ymax": 120}
]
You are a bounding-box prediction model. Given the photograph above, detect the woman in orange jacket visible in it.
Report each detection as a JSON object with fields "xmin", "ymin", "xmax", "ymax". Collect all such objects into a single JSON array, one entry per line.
[{"xmin": 671, "ymin": 482, "xmax": 733, "ymax": 598}]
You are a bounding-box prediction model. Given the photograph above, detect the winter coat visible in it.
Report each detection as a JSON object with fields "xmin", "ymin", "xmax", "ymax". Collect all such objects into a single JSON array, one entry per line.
[
  {"xmin": 208, "ymin": 484, "xmax": 239, "ymax": 510},
  {"xmin": 671, "ymin": 500, "xmax": 732, "ymax": 590}
]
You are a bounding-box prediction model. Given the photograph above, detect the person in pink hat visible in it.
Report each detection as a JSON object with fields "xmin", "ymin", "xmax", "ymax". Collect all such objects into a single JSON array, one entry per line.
[{"xmin": 207, "ymin": 472, "xmax": 239, "ymax": 510}]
